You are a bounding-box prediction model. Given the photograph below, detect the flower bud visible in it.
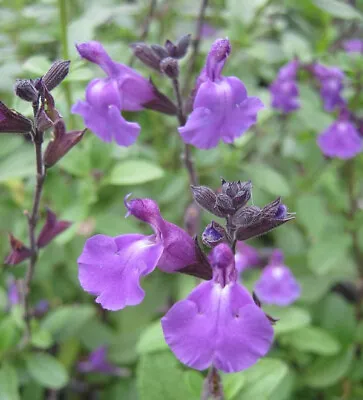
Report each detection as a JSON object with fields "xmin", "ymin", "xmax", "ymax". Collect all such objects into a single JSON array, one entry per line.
[
  {"xmin": 160, "ymin": 57, "xmax": 179, "ymax": 79},
  {"xmin": 14, "ymin": 79, "xmax": 39, "ymax": 102},
  {"xmin": 151, "ymin": 44, "xmax": 169, "ymax": 60},
  {"xmin": 175, "ymin": 34, "xmax": 191, "ymax": 59},
  {"xmin": 130, "ymin": 43, "xmax": 161, "ymax": 71},
  {"xmin": 202, "ymin": 221, "xmax": 226, "ymax": 248},
  {"xmin": 43, "ymin": 60, "xmax": 70, "ymax": 91},
  {"xmin": 190, "ymin": 185, "xmax": 224, "ymax": 217}
]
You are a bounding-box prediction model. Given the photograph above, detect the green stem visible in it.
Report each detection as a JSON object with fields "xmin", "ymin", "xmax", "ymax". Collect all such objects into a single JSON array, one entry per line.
[{"xmin": 58, "ymin": 0, "xmax": 74, "ymax": 127}]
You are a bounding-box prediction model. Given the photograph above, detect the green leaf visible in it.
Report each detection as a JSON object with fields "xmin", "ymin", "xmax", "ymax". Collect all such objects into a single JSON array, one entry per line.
[
  {"xmin": 41, "ymin": 305, "xmax": 96, "ymax": 342},
  {"xmin": 242, "ymin": 163, "xmax": 290, "ymax": 197},
  {"xmin": 22, "ymin": 56, "xmax": 51, "ymax": 75},
  {"xmin": 304, "ymin": 346, "xmax": 354, "ymax": 388},
  {"xmin": 137, "ymin": 321, "xmax": 168, "ymax": 354},
  {"xmin": 107, "ymin": 160, "xmax": 165, "ymax": 185},
  {"xmin": 296, "ymin": 194, "xmax": 328, "ymax": 239},
  {"xmin": 238, "ymin": 358, "xmax": 289, "ymax": 399},
  {"xmin": 222, "ymin": 371, "xmax": 246, "ymax": 399},
  {"xmin": 0, "ymin": 363, "xmax": 20, "ymax": 400},
  {"xmin": 312, "ymin": 0, "xmax": 363, "ymax": 20},
  {"xmin": 0, "ymin": 146, "xmax": 35, "ymax": 183},
  {"xmin": 183, "ymin": 371, "xmax": 204, "ymax": 398},
  {"xmin": 137, "ymin": 352, "xmax": 196, "ymax": 400},
  {"xmin": 0, "ymin": 317, "xmax": 21, "ymax": 356},
  {"xmin": 319, "ymin": 294, "xmax": 356, "ymax": 346},
  {"xmin": 25, "ymin": 353, "xmax": 69, "ymax": 389},
  {"xmin": 308, "ymin": 234, "xmax": 352, "ymax": 275},
  {"xmin": 263, "ymin": 306, "xmax": 311, "ymax": 335},
  {"xmin": 281, "ymin": 326, "xmax": 340, "ymax": 355},
  {"xmin": 30, "ymin": 327, "xmax": 53, "ymax": 350}
]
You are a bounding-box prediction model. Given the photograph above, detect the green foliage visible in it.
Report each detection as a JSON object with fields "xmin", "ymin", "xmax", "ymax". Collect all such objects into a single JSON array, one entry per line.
[{"xmin": 1, "ymin": 0, "xmax": 363, "ymax": 398}]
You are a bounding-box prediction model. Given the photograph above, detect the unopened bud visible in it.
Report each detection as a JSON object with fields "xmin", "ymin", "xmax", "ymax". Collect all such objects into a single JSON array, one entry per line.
[
  {"xmin": 202, "ymin": 221, "xmax": 226, "ymax": 248},
  {"xmin": 165, "ymin": 39, "xmax": 177, "ymax": 57},
  {"xmin": 190, "ymin": 185, "xmax": 224, "ymax": 217},
  {"xmin": 151, "ymin": 44, "xmax": 168, "ymax": 60},
  {"xmin": 131, "ymin": 43, "xmax": 161, "ymax": 71},
  {"xmin": 160, "ymin": 57, "xmax": 179, "ymax": 79},
  {"xmin": 14, "ymin": 79, "xmax": 38, "ymax": 102},
  {"xmin": 175, "ymin": 34, "xmax": 191, "ymax": 59},
  {"xmin": 43, "ymin": 60, "xmax": 70, "ymax": 91}
]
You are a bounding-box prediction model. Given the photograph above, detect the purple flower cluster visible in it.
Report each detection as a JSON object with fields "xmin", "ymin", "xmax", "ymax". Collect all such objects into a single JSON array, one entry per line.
[
  {"xmin": 270, "ymin": 60, "xmax": 300, "ymax": 113},
  {"xmin": 77, "ymin": 185, "xmax": 295, "ymax": 373},
  {"xmin": 179, "ymin": 38, "xmax": 264, "ymax": 149}
]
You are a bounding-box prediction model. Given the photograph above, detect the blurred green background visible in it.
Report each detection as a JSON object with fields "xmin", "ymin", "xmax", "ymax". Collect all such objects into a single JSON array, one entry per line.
[{"xmin": 1, "ymin": 0, "xmax": 363, "ymax": 398}]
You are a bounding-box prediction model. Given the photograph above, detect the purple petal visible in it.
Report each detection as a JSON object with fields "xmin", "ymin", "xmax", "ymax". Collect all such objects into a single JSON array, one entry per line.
[
  {"xmin": 72, "ymin": 79, "xmax": 140, "ymax": 146},
  {"xmin": 235, "ymin": 242, "xmax": 260, "ymax": 273},
  {"xmin": 254, "ymin": 265, "xmax": 300, "ymax": 306},
  {"xmin": 178, "ymin": 107, "xmax": 220, "ymax": 149},
  {"xmin": 277, "ymin": 60, "xmax": 299, "ymax": 80},
  {"xmin": 343, "ymin": 39, "xmax": 363, "ymax": 53},
  {"xmin": 317, "ymin": 120, "xmax": 362, "ymax": 159},
  {"xmin": 78, "ymin": 234, "xmax": 163, "ymax": 310},
  {"xmin": 76, "ymin": 41, "xmax": 119, "ymax": 77},
  {"xmin": 205, "ymin": 38, "xmax": 231, "ymax": 81},
  {"xmin": 162, "ymin": 281, "xmax": 273, "ymax": 372}
]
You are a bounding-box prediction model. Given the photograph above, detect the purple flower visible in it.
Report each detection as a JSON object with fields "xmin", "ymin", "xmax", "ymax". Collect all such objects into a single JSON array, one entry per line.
[
  {"xmin": 343, "ymin": 39, "xmax": 363, "ymax": 53},
  {"xmin": 72, "ymin": 41, "xmax": 156, "ymax": 146},
  {"xmin": 254, "ymin": 250, "xmax": 300, "ymax": 306},
  {"xmin": 270, "ymin": 60, "xmax": 300, "ymax": 113},
  {"xmin": 161, "ymin": 243, "xmax": 273, "ymax": 373},
  {"xmin": 7, "ymin": 277, "xmax": 20, "ymax": 309},
  {"xmin": 317, "ymin": 116, "xmax": 362, "ymax": 159},
  {"xmin": 312, "ymin": 63, "xmax": 345, "ymax": 112},
  {"xmin": 235, "ymin": 241, "xmax": 260, "ymax": 273},
  {"xmin": 78, "ymin": 196, "xmax": 197, "ymax": 311},
  {"xmin": 178, "ymin": 38, "xmax": 264, "ymax": 149},
  {"xmin": 78, "ymin": 346, "xmax": 129, "ymax": 377}
]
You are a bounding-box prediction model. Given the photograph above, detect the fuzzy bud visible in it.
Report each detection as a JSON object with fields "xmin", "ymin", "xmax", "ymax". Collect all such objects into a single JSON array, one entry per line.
[
  {"xmin": 14, "ymin": 79, "xmax": 39, "ymax": 102},
  {"xmin": 160, "ymin": 57, "xmax": 179, "ymax": 79},
  {"xmin": 43, "ymin": 60, "xmax": 70, "ymax": 91},
  {"xmin": 131, "ymin": 43, "xmax": 161, "ymax": 71}
]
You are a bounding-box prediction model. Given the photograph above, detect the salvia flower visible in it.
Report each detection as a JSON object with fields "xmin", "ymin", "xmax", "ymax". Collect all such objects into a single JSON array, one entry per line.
[
  {"xmin": 343, "ymin": 39, "xmax": 363, "ymax": 53},
  {"xmin": 78, "ymin": 196, "xmax": 199, "ymax": 311},
  {"xmin": 312, "ymin": 63, "xmax": 345, "ymax": 112},
  {"xmin": 254, "ymin": 250, "xmax": 300, "ymax": 306},
  {"xmin": 270, "ymin": 60, "xmax": 300, "ymax": 113},
  {"xmin": 161, "ymin": 243, "xmax": 273, "ymax": 372},
  {"xmin": 179, "ymin": 38, "xmax": 264, "ymax": 149},
  {"xmin": 235, "ymin": 241, "xmax": 260, "ymax": 273},
  {"xmin": 78, "ymin": 346, "xmax": 130, "ymax": 377},
  {"xmin": 317, "ymin": 113, "xmax": 362, "ymax": 159},
  {"xmin": 72, "ymin": 41, "xmax": 156, "ymax": 146}
]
